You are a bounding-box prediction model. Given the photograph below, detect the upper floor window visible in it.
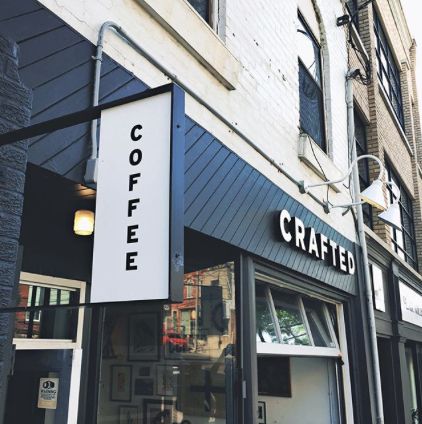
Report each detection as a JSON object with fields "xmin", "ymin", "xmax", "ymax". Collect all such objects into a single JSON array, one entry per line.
[
  {"xmin": 355, "ymin": 112, "xmax": 372, "ymax": 228},
  {"xmin": 187, "ymin": 0, "xmax": 217, "ymax": 29},
  {"xmin": 374, "ymin": 11, "xmax": 404, "ymax": 128},
  {"xmin": 386, "ymin": 162, "xmax": 417, "ymax": 270},
  {"xmin": 297, "ymin": 13, "xmax": 326, "ymax": 151}
]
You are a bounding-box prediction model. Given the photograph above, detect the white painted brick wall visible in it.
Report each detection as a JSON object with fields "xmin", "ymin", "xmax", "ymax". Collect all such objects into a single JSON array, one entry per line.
[{"xmin": 37, "ymin": 0, "xmax": 357, "ymax": 241}]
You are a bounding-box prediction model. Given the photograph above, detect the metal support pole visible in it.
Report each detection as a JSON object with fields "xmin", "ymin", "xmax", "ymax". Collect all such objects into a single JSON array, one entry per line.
[{"xmin": 347, "ymin": 71, "xmax": 384, "ymax": 424}]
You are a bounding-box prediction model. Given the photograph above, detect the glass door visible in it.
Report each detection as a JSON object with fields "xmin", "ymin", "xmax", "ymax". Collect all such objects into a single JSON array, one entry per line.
[{"xmin": 4, "ymin": 273, "xmax": 86, "ymax": 424}]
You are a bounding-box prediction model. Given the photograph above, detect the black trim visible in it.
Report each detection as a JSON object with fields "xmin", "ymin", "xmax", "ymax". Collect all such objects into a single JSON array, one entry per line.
[{"xmin": 0, "ymin": 83, "xmax": 174, "ymax": 146}]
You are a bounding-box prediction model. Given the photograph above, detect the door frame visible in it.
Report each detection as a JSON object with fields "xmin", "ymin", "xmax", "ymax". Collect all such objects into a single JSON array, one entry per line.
[
  {"xmin": 12, "ymin": 272, "xmax": 86, "ymax": 424},
  {"xmin": 253, "ymin": 267, "xmax": 355, "ymax": 423}
]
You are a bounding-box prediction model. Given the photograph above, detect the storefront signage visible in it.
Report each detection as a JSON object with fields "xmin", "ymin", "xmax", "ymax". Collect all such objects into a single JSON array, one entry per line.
[
  {"xmin": 278, "ymin": 209, "xmax": 355, "ymax": 275},
  {"xmin": 399, "ymin": 281, "xmax": 422, "ymax": 327},
  {"xmin": 37, "ymin": 378, "xmax": 59, "ymax": 409},
  {"xmin": 91, "ymin": 85, "xmax": 185, "ymax": 303}
]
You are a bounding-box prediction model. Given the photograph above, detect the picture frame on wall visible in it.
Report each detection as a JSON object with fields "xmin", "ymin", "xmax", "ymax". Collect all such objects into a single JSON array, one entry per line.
[
  {"xmin": 134, "ymin": 378, "xmax": 154, "ymax": 396},
  {"xmin": 257, "ymin": 401, "xmax": 266, "ymax": 424},
  {"xmin": 110, "ymin": 365, "xmax": 132, "ymax": 402},
  {"xmin": 119, "ymin": 405, "xmax": 138, "ymax": 424},
  {"xmin": 128, "ymin": 313, "xmax": 160, "ymax": 361},
  {"xmin": 142, "ymin": 399, "xmax": 176, "ymax": 424},
  {"xmin": 156, "ymin": 364, "xmax": 179, "ymax": 396}
]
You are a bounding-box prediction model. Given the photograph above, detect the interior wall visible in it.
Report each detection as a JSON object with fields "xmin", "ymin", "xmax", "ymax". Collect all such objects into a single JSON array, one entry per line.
[{"xmin": 258, "ymin": 356, "xmax": 340, "ymax": 424}]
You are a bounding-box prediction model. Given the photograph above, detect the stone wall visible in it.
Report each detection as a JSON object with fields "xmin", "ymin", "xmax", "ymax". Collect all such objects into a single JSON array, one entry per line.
[{"xmin": 0, "ymin": 33, "xmax": 32, "ymax": 421}]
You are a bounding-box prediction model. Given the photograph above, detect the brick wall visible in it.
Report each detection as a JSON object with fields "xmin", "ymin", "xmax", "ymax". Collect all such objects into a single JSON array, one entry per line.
[
  {"xmin": 352, "ymin": 0, "xmax": 422, "ymax": 268},
  {"xmin": 0, "ymin": 34, "xmax": 32, "ymax": 421}
]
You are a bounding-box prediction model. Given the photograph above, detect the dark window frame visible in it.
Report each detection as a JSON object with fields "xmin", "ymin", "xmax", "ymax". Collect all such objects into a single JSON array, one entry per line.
[
  {"xmin": 374, "ymin": 11, "xmax": 405, "ymax": 128},
  {"xmin": 386, "ymin": 162, "xmax": 418, "ymax": 270},
  {"xmin": 187, "ymin": 0, "xmax": 214, "ymax": 28},
  {"xmin": 298, "ymin": 12, "xmax": 327, "ymax": 151}
]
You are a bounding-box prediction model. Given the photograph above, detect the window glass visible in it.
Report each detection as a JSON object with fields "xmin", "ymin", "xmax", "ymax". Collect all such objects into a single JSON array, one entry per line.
[
  {"xmin": 96, "ymin": 262, "xmax": 237, "ymax": 424},
  {"xmin": 188, "ymin": 0, "xmax": 210, "ymax": 24},
  {"xmin": 271, "ymin": 290, "xmax": 310, "ymax": 346},
  {"xmin": 297, "ymin": 17, "xmax": 321, "ymax": 86},
  {"xmin": 374, "ymin": 11, "xmax": 404, "ymax": 127},
  {"xmin": 297, "ymin": 14, "xmax": 326, "ymax": 150},
  {"xmin": 256, "ymin": 285, "xmax": 277, "ymax": 343},
  {"xmin": 14, "ymin": 283, "xmax": 79, "ymax": 340},
  {"xmin": 303, "ymin": 298, "xmax": 335, "ymax": 347},
  {"xmin": 386, "ymin": 162, "xmax": 417, "ymax": 270}
]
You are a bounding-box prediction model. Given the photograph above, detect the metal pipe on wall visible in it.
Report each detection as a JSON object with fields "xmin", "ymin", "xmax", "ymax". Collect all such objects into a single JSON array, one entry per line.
[
  {"xmin": 346, "ymin": 70, "xmax": 384, "ymax": 424},
  {"xmin": 84, "ymin": 21, "xmax": 331, "ymax": 211}
]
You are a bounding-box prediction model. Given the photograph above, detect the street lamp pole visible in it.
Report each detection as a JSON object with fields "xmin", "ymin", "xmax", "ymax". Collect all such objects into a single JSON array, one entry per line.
[{"xmin": 346, "ymin": 71, "xmax": 384, "ymax": 424}]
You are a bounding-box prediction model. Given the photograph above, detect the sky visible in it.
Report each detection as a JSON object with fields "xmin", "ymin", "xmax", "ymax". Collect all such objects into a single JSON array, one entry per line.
[{"xmin": 400, "ymin": 0, "xmax": 422, "ymax": 114}]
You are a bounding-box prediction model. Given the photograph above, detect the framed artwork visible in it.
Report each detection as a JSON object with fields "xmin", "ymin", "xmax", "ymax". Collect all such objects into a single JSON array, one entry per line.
[
  {"xmin": 110, "ymin": 365, "xmax": 132, "ymax": 402},
  {"xmin": 156, "ymin": 365, "xmax": 178, "ymax": 396},
  {"xmin": 128, "ymin": 313, "xmax": 160, "ymax": 361},
  {"xmin": 257, "ymin": 356, "xmax": 291, "ymax": 397},
  {"xmin": 134, "ymin": 378, "xmax": 154, "ymax": 396},
  {"xmin": 257, "ymin": 401, "xmax": 266, "ymax": 424},
  {"xmin": 138, "ymin": 366, "xmax": 151, "ymax": 377},
  {"xmin": 119, "ymin": 406, "xmax": 138, "ymax": 424},
  {"xmin": 142, "ymin": 399, "xmax": 175, "ymax": 424}
]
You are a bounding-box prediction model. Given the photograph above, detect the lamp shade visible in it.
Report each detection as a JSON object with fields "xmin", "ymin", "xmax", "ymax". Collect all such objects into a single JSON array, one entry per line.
[
  {"xmin": 378, "ymin": 203, "xmax": 401, "ymax": 231},
  {"xmin": 74, "ymin": 210, "xmax": 95, "ymax": 236},
  {"xmin": 360, "ymin": 179, "xmax": 386, "ymax": 211}
]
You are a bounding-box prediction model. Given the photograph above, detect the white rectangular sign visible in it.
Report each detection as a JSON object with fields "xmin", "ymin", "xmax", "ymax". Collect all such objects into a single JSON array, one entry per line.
[
  {"xmin": 38, "ymin": 378, "xmax": 59, "ymax": 409},
  {"xmin": 91, "ymin": 90, "xmax": 174, "ymax": 303},
  {"xmin": 399, "ymin": 281, "xmax": 422, "ymax": 327}
]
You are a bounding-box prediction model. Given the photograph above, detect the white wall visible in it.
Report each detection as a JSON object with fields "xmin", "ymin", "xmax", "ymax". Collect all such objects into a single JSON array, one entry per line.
[
  {"xmin": 258, "ymin": 357, "xmax": 340, "ymax": 424},
  {"xmin": 36, "ymin": 0, "xmax": 356, "ymax": 241}
]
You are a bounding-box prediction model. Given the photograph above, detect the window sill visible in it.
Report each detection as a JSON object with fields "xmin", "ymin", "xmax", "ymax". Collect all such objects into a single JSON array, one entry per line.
[
  {"xmin": 377, "ymin": 80, "xmax": 413, "ymax": 156},
  {"xmin": 298, "ymin": 133, "xmax": 342, "ymax": 193},
  {"xmin": 136, "ymin": 0, "xmax": 240, "ymax": 90}
]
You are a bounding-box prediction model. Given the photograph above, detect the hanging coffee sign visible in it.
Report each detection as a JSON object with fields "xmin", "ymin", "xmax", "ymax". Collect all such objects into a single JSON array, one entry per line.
[
  {"xmin": 91, "ymin": 85, "xmax": 185, "ymax": 303},
  {"xmin": 278, "ymin": 209, "xmax": 355, "ymax": 275}
]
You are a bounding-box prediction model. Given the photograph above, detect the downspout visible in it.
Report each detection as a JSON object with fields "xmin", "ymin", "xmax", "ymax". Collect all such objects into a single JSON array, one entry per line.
[
  {"xmin": 83, "ymin": 21, "xmax": 332, "ymax": 211},
  {"xmin": 347, "ymin": 70, "xmax": 384, "ymax": 424}
]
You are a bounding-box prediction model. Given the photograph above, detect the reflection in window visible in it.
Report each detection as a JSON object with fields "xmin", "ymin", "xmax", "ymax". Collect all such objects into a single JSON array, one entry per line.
[
  {"xmin": 374, "ymin": 11, "xmax": 404, "ymax": 127},
  {"xmin": 386, "ymin": 162, "xmax": 417, "ymax": 270},
  {"xmin": 14, "ymin": 283, "xmax": 78, "ymax": 340},
  {"xmin": 303, "ymin": 298, "xmax": 335, "ymax": 347},
  {"xmin": 272, "ymin": 291, "xmax": 310, "ymax": 346},
  {"xmin": 255, "ymin": 284, "xmax": 338, "ymax": 349},
  {"xmin": 297, "ymin": 13, "xmax": 326, "ymax": 150},
  {"xmin": 97, "ymin": 262, "xmax": 237, "ymax": 424},
  {"xmin": 188, "ymin": 0, "xmax": 211, "ymax": 25},
  {"xmin": 256, "ymin": 285, "xmax": 277, "ymax": 343}
]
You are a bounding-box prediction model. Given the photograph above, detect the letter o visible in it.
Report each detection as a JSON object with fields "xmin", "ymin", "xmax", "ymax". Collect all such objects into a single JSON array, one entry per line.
[{"xmin": 129, "ymin": 149, "xmax": 143, "ymax": 166}]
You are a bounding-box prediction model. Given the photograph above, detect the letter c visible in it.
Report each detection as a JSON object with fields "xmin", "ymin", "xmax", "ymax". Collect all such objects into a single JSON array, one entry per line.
[
  {"xmin": 131, "ymin": 124, "xmax": 143, "ymax": 141},
  {"xmin": 279, "ymin": 210, "xmax": 292, "ymax": 243}
]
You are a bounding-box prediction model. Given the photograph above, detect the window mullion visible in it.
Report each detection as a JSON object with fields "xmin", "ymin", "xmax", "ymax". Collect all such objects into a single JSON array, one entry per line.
[
  {"xmin": 265, "ymin": 286, "xmax": 283, "ymax": 343},
  {"xmin": 323, "ymin": 304, "xmax": 339, "ymax": 349},
  {"xmin": 298, "ymin": 296, "xmax": 314, "ymax": 346}
]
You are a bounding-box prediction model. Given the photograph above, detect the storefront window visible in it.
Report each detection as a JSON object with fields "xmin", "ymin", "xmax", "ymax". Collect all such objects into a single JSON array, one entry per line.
[
  {"xmin": 96, "ymin": 261, "xmax": 237, "ymax": 424},
  {"xmin": 272, "ymin": 291, "xmax": 310, "ymax": 346},
  {"xmin": 255, "ymin": 284, "xmax": 339, "ymax": 350},
  {"xmin": 256, "ymin": 285, "xmax": 277, "ymax": 343},
  {"xmin": 14, "ymin": 282, "xmax": 79, "ymax": 340}
]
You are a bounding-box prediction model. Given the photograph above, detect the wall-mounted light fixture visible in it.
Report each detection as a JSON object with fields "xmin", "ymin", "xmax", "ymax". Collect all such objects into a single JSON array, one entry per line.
[
  {"xmin": 74, "ymin": 210, "xmax": 95, "ymax": 236},
  {"xmin": 299, "ymin": 154, "xmax": 401, "ymax": 230}
]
